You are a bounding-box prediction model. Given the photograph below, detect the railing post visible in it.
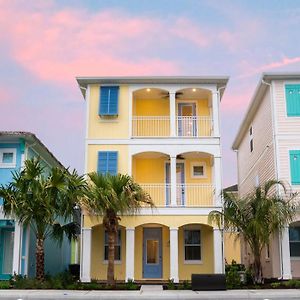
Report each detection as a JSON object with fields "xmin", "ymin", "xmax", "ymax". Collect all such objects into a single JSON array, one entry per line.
[
  {"xmin": 170, "ymin": 92, "xmax": 176, "ymax": 137},
  {"xmin": 212, "ymin": 91, "xmax": 220, "ymax": 137},
  {"xmin": 170, "ymin": 156, "xmax": 177, "ymax": 206}
]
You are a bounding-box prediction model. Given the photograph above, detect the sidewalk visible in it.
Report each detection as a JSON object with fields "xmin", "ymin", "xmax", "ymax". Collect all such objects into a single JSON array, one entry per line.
[{"xmin": 0, "ymin": 289, "xmax": 299, "ymax": 300}]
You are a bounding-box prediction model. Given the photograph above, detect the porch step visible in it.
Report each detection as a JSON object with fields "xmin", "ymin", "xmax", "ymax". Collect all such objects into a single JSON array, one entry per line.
[{"xmin": 140, "ymin": 285, "xmax": 163, "ymax": 292}]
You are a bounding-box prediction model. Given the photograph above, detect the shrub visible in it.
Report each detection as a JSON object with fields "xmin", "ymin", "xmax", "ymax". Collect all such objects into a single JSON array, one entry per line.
[
  {"xmin": 270, "ymin": 282, "xmax": 281, "ymax": 289},
  {"xmin": 167, "ymin": 278, "xmax": 175, "ymax": 290},
  {"xmin": 225, "ymin": 260, "xmax": 246, "ymax": 289},
  {"xmin": 125, "ymin": 279, "xmax": 138, "ymax": 290},
  {"xmin": 0, "ymin": 281, "xmax": 11, "ymax": 289},
  {"xmin": 284, "ymin": 279, "xmax": 300, "ymax": 288}
]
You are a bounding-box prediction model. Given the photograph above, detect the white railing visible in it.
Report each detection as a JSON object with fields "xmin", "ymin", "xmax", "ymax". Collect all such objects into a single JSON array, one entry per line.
[
  {"xmin": 176, "ymin": 184, "xmax": 214, "ymax": 206},
  {"xmin": 176, "ymin": 116, "xmax": 213, "ymax": 137},
  {"xmin": 132, "ymin": 116, "xmax": 170, "ymax": 137},
  {"xmin": 140, "ymin": 184, "xmax": 171, "ymax": 207}
]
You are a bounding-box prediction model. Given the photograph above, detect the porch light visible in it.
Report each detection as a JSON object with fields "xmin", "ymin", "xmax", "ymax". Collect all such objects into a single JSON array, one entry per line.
[
  {"xmin": 192, "ymin": 88, "xmax": 196, "ymax": 92},
  {"xmin": 294, "ymin": 155, "xmax": 298, "ymax": 160},
  {"xmin": 146, "ymin": 88, "xmax": 151, "ymax": 92}
]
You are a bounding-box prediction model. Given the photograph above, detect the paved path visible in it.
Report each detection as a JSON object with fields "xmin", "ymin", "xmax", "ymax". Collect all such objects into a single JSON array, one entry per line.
[{"xmin": 0, "ymin": 289, "xmax": 299, "ymax": 299}]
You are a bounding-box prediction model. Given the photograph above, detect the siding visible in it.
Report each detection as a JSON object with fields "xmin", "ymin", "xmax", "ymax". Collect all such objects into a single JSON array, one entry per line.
[{"xmin": 237, "ymin": 88, "xmax": 276, "ymax": 197}]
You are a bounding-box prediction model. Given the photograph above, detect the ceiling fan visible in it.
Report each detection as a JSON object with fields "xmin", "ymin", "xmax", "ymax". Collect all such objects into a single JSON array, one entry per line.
[{"xmin": 160, "ymin": 91, "xmax": 184, "ymax": 99}]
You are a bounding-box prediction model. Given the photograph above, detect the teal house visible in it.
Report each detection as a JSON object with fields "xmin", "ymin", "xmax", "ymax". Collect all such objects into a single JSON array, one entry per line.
[{"xmin": 0, "ymin": 131, "xmax": 71, "ymax": 280}]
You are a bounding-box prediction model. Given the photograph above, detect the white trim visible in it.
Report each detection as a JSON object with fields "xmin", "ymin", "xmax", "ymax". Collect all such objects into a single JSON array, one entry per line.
[
  {"xmin": 85, "ymin": 84, "xmax": 91, "ymax": 140},
  {"xmin": 80, "ymin": 227, "xmax": 92, "ymax": 282},
  {"xmin": 125, "ymin": 227, "xmax": 135, "ymax": 281},
  {"xmin": 213, "ymin": 228, "xmax": 224, "ymax": 274},
  {"xmin": 0, "ymin": 148, "xmax": 17, "ymax": 168},
  {"xmin": 191, "ymin": 162, "xmax": 206, "ymax": 179},
  {"xmin": 169, "ymin": 227, "xmax": 179, "ymax": 283},
  {"xmin": 12, "ymin": 222, "xmax": 22, "ymax": 275}
]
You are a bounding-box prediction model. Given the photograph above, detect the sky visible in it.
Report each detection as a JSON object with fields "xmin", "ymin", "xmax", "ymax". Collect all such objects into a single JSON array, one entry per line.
[{"xmin": 1, "ymin": 0, "xmax": 300, "ymax": 187}]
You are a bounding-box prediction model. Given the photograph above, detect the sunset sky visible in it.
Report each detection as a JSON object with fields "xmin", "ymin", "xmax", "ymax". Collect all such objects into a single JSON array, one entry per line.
[{"xmin": 1, "ymin": 0, "xmax": 300, "ymax": 186}]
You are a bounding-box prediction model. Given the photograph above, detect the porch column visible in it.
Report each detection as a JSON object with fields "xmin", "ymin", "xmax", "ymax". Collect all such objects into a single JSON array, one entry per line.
[
  {"xmin": 170, "ymin": 156, "xmax": 177, "ymax": 206},
  {"xmin": 12, "ymin": 222, "xmax": 22, "ymax": 274},
  {"xmin": 125, "ymin": 227, "xmax": 135, "ymax": 281},
  {"xmin": 170, "ymin": 228, "xmax": 179, "ymax": 283},
  {"xmin": 212, "ymin": 91, "xmax": 220, "ymax": 137},
  {"xmin": 81, "ymin": 227, "xmax": 92, "ymax": 282},
  {"xmin": 213, "ymin": 156, "xmax": 222, "ymax": 206},
  {"xmin": 170, "ymin": 92, "xmax": 176, "ymax": 137},
  {"xmin": 213, "ymin": 228, "xmax": 224, "ymax": 274},
  {"xmin": 281, "ymin": 227, "xmax": 292, "ymax": 279}
]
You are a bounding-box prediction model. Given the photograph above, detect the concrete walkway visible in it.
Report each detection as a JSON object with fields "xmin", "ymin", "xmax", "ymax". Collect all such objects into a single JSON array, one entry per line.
[{"xmin": 0, "ymin": 289, "xmax": 299, "ymax": 299}]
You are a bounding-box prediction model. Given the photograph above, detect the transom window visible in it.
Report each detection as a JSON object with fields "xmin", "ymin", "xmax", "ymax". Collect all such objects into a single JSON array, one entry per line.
[
  {"xmin": 289, "ymin": 226, "xmax": 300, "ymax": 258},
  {"xmin": 191, "ymin": 163, "xmax": 206, "ymax": 178},
  {"xmin": 184, "ymin": 229, "xmax": 201, "ymax": 261},
  {"xmin": 0, "ymin": 148, "xmax": 16, "ymax": 168},
  {"xmin": 104, "ymin": 230, "xmax": 121, "ymax": 261}
]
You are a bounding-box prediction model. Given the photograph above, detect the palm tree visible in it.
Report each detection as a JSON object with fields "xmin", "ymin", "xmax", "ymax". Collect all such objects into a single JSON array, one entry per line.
[
  {"xmin": 84, "ymin": 172, "xmax": 153, "ymax": 286},
  {"xmin": 0, "ymin": 158, "xmax": 86, "ymax": 281},
  {"xmin": 209, "ymin": 180, "xmax": 298, "ymax": 284}
]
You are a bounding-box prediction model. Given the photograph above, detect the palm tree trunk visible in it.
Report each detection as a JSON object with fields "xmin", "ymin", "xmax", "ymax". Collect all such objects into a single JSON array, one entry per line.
[
  {"xmin": 36, "ymin": 237, "xmax": 45, "ymax": 281},
  {"xmin": 253, "ymin": 253, "xmax": 263, "ymax": 284},
  {"xmin": 107, "ymin": 230, "xmax": 115, "ymax": 286}
]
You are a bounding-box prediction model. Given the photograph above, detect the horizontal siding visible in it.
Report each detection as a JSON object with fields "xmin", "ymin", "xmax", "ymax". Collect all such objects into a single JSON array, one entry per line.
[
  {"xmin": 274, "ymin": 80, "xmax": 300, "ymax": 135},
  {"xmin": 238, "ymin": 88, "xmax": 276, "ymax": 197}
]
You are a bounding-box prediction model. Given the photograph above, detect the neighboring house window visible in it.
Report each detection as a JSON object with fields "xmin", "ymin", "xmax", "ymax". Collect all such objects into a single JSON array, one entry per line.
[
  {"xmin": 0, "ymin": 148, "xmax": 17, "ymax": 168},
  {"xmin": 191, "ymin": 163, "xmax": 206, "ymax": 178},
  {"xmin": 249, "ymin": 126, "xmax": 254, "ymax": 152},
  {"xmin": 286, "ymin": 84, "xmax": 300, "ymax": 117},
  {"xmin": 289, "ymin": 226, "xmax": 300, "ymax": 258},
  {"xmin": 289, "ymin": 150, "xmax": 300, "ymax": 185},
  {"xmin": 254, "ymin": 174, "xmax": 260, "ymax": 187},
  {"xmin": 104, "ymin": 230, "xmax": 121, "ymax": 261},
  {"xmin": 265, "ymin": 244, "xmax": 270, "ymax": 260},
  {"xmin": 184, "ymin": 229, "xmax": 201, "ymax": 261},
  {"xmin": 97, "ymin": 151, "xmax": 118, "ymax": 175},
  {"xmin": 99, "ymin": 86, "xmax": 119, "ymax": 116}
]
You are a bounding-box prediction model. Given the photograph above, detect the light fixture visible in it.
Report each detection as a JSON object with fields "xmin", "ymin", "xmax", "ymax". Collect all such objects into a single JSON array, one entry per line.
[
  {"xmin": 294, "ymin": 155, "xmax": 297, "ymax": 160},
  {"xmin": 146, "ymin": 88, "xmax": 151, "ymax": 92},
  {"xmin": 192, "ymin": 88, "xmax": 196, "ymax": 92}
]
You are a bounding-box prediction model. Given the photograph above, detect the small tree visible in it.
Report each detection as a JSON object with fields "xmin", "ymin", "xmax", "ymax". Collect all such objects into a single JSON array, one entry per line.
[
  {"xmin": 0, "ymin": 158, "xmax": 86, "ymax": 281},
  {"xmin": 209, "ymin": 180, "xmax": 298, "ymax": 284},
  {"xmin": 84, "ymin": 172, "xmax": 153, "ymax": 286}
]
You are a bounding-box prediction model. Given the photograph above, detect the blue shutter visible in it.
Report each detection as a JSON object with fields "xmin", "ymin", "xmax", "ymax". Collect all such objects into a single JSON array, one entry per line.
[
  {"xmin": 290, "ymin": 150, "xmax": 300, "ymax": 185},
  {"xmin": 286, "ymin": 84, "xmax": 300, "ymax": 116},
  {"xmin": 97, "ymin": 151, "xmax": 118, "ymax": 175},
  {"xmin": 99, "ymin": 86, "xmax": 119, "ymax": 116}
]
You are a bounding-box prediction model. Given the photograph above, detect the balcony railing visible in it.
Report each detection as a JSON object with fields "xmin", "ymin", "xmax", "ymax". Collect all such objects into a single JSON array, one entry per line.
[
  {"xmin": 140, "ymin": 183, "xmax": 214, "ymax": 207},
  {"xmin": 132, "ymin": 116, "xmax": 170, "ymax": 137},
  {"xmin": 176, "ymin": 116, "xmax": 213, "ymax": 137}
]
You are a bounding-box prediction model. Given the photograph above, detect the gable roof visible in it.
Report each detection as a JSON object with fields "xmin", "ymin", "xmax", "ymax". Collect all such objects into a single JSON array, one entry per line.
[{"xmin": 232, "ymin": 72, "xmax": 300, "ymax": 150}]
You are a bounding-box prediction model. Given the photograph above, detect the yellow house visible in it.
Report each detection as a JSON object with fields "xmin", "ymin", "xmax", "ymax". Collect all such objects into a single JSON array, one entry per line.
[{"xmin": 77, "ymin": 76, "xmax": 230, "ymax": 282}]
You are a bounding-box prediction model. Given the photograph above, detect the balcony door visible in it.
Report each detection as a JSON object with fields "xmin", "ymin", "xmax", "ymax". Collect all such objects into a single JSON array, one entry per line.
[
  {"xmin": 0, "ymin": 227, "xmax": 14, "ymax": 280},
  {"xmin": 165, "ymin": 162, "xmax": 185, "ymax": 205},
  {"xmin": 178, "ymin": 103, "xmax": 197, "ymax": 137}
]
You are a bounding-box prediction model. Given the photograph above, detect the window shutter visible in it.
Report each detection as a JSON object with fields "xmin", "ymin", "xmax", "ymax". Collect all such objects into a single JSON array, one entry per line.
[
  {"xmin": 99, "ymin": 86, "xmax": 119, "ymax": 116},
  {"xmin": 290, "ymin": 150, "xmax": 300, "ymax": 185},
  {"xmin": 286, "ymin": 85, "xmax": 300, "ymax": 116},
  {"xmin": 97, "ymin": 151, "xmax": 118, "ymax": 175}
]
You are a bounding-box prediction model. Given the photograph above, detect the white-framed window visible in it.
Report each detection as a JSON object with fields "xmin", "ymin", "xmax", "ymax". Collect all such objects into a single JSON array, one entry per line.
[
  {"xmin": 0, "ymin": 148, "xmax": 17, "ymax": 168},
  {"xmin": 265, "ymin": 244, "xmax": 270, "ymax": 260},
  {"xmin": 191, "ymin": 162, "xmax": 206, "ymax": 178},
  {"xmin": 184, "ymin": 229, "xmax": 201, "ymax": 262},
  {"xmin": 289, "ymin": 226, "xmax": 300, "ymax": 258},
  {"xmin": 104, "ymin": 230, "xmax": 121, "ymax": 261}
]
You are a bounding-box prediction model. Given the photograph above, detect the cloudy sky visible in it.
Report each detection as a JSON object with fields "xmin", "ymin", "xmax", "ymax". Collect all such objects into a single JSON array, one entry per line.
[{"xmin": 1, "ymin": 0, "xmax": 300, "ymax": 186}]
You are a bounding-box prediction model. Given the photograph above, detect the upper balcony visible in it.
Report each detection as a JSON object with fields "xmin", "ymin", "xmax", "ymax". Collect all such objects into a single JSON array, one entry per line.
[{"xmin": 131, "ymin": 87, "xmax": 218, "ymax": 138}]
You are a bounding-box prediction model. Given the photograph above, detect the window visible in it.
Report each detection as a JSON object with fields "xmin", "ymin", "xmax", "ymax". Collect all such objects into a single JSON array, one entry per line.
[
  {"xmin": 249, "ymin": 126, "xmax": 253, "ymax": 135},
  {"xmin": 289, "ymin": 226, "xmax": 300, "ymax": 258},
  {"xmin": 191, "ymin": 163, "xmax": 206, "ymax": 178},
  {"xmin": 184, "ymin": 229, "xmax": 201, "ymax": 261},
  {"xmin": 265, "ymin": 244, "xmax": 270, "ymax": 260},
  {"xmin": 0, "ymin": 148, "xmax": 16, "ymax": 168},
  {"xmin": 104, "ymin": 230, "xmax": 121, "ymax": 261},
  {"xmin": 286, "ymin": 84, "xmax": 300, "ymax": 117},
  {"xmin": 249, "ymin": 126, "xmax": 254, "ymax": 152},
  {"xmin": 99, "ymin": 86, "xmax": 119, "ymax": 116},
  {"xmin": 97, "ymin": 151, "xmax": 118, "ymax": 175},
  {"xmin": 289, "ymin": 150, "xmax": 300, "ymax": 185}
]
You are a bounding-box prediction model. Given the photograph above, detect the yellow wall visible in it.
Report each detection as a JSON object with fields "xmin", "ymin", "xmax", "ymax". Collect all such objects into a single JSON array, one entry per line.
[
  {"xmin": 134, "ymin": 98, "xmax": 170, "ymax": 116},
  {"xmin": 88, "ymin": 84, "xmax": 129, "ymax": 139},
  {"xmin": 178, "ymin": 225, "xmax": 214, "ymax": 280},
  {"xmin": 224, "ymin": 232, "xmax": 241, "ymax": 264},
  {"xmin": 87, "ymin": 145, "xmax": 129, "ymax": 174},
  {"xmin": 91, "ymin": 225, "xmax": 126, "ymax": 281}
]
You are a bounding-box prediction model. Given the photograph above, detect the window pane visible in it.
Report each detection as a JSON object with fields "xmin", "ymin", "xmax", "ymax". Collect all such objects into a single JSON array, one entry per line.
[
  {"xmin": 146, "ymin": 240, "xmax": 159, "ymax": 264},
  {"xmin": 2, "ymin": 152, "xmax": 13, "ymax": 163},
  {"xmin": 289, "ymin": 227, "xmax": 300, "ymax": 241},
  {"xmin": 185, "ymin": 246, "xmax": 201, "ymax": 260},
  {"xmin": 290, "ymin": 242, "xmax": 300, "ymax": 257},
  {"xmin": 184, "ymin": 230, "xmax": 200, "ymax": 244},
  {"xmin": 193, "ymin": 166, "xmax": 204, "ymax": 176}
]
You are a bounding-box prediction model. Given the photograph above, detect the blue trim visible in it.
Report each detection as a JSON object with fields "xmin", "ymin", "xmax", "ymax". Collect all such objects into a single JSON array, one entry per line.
[
  {"xmin": 97, "ymin": 151, "xmax": 118, "ymax": 175},
  {"xmin": 286, "ymin": 84, "xmax": 300, "ymax": 117},
  {"xmin": 290, "ymin": 150, "xmax": 300, "ymax": 185},
  {"xmin": 99, "ymin": 86, "xmax": 119, "ymax": 116}
]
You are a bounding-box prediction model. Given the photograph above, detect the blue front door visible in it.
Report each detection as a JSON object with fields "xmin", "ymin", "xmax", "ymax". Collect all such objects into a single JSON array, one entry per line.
[
  {"xmin": 0, "ymin": 226, "xmax": 14, "ymax": 280},
  {"xmin": 143, "ymin": 228, "xmax": 162, "ymax": 278}
]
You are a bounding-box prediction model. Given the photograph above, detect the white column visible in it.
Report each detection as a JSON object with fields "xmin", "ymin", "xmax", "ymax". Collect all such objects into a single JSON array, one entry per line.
[
  {"xmin": 128, "ymin": 88, "xmax": 133, "ymax": 138},
  {"xmin": 213, "ymin": 228, "xmax": 224, "ymax": 274},
  {"xmin": 128, "ymin": 153, "xmax": 132, "ymax": 176},
  {"xmin": 170, "ymin": 228, "xmax": 179, "ymax": 283},
  {"xmin": 212, "ymin": 91, "xmax": 220, "ymax": 137},
  {"xmin": 170, "ymin": 156, "xmax": 177, "ymax": 206},
  {"xmin": 80, "ymin": 227, "xmax": 92, "ymax": 282},
  {"xmin": 12, "ymin": 222, "xmax": 22, "ymax": 274},
  {"xmin": 214, "ymin": 156, "xmax": 222, "ymax": 206},
  {"xmin": 281, "ymin": 227, "xmax": 292, "ymax": 279},
  {"xmin": 169, "ymin": 92, "xmax": 176, "ymax": 137},
  {"xmin": 125, "ymin": 228, "xmax": 135, "ymax": 281}
]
